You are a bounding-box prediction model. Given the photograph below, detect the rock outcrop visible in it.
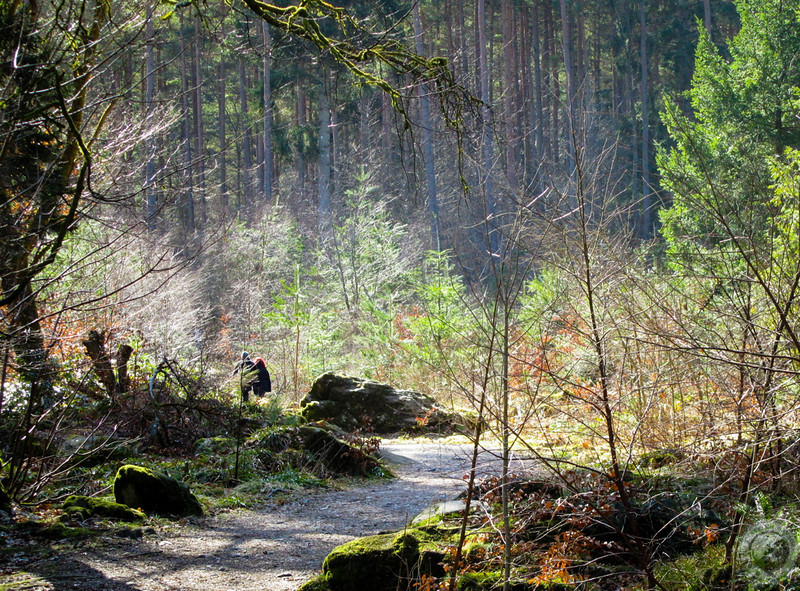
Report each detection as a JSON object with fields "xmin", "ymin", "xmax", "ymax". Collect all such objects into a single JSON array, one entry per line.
[
  {"xmin": 113, "ymin": 465, "xmax": 203, "ymax": 517},
  {"xmin": 300, "ymin": 373, "xmax": 457, "ymax": 434}
]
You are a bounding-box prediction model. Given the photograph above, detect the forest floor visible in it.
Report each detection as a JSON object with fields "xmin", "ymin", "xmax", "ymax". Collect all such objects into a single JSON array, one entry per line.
[{"xmin": 2, "ymin": 439, "xmax": 540, "ymax": 591}]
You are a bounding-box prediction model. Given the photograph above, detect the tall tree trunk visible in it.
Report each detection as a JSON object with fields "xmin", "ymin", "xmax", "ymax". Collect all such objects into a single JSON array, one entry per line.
[
  {"xmin": 239, "ymin": 55, "xmax": 253, "ymax": 217},
  {"xmin": 502, "ymin": 0, "xmax": 518, "ymax": 187},
  {"xmin": 704, "ymin": 0, "xmax": 712, "ymax": 36},
  {"xmin": 4, "ymin": 280, "xmax": 53, "ymax": 410},
  {"xmin": 359, "ymin": 90, "xmax": 369, "ymax": 156},
  {"xmin": 145, "ymin": 15, "xmax": 158, "ymax": 230},
  {"xmin": 478, "ymin": 0, "xmax": 497, "ymax": 255},
  {"xmin": 263, "ymin": 22, "xmax": 273, "ymax": 202},
  {"xmin": 457, "ymin": 0, "xmax": 469, "ymax": 84},
  {"xmin": 318, "ymin": 77, "xmax": 332, "ymax": 234},
  {"xmin": 297, "ymin": 87, "xmax": 307, "ymax": 200},
  {"xmin": 413, "ymin": 0, "xmax": 441, "ymax": 249},
  {"xmin": 520, "ymin": 6, "xmax": 533, "ymax": 185},
  {"xmin": 180, "ymin": 14, "xmax": 196, "ymax": 235},
  {"xmin": 622, "ymin": 1, "xmax": 639, "ymax": 204},
  {"xmin": 532, "ymin": 2, "xmax": 544, "ymax": 177},
  {"xmin": 547, "ymin": 4, "xmax": 559, "ymax": 167},
  {"xmin": 559, "ymin": 0, "xmax": 577, "ymax": 172},
  {"xmin": 194, "ymin": 15, "xmax": 207, "ymax": 227},
  {"xmin": 330, "ymin": 93, "xmax": 337, "ymax": 199},
  {"xmin": 639, "ymin": 0, "xmax": 651, "ymax": 239},
  {"xmin": 381, "ymin": 87, "xmax": 392, "ymax": 193},
  {"xmin": 218, "ymin": 53, "xmax": 228, "ymax": 215},
  {"xmin": 523, "ymin": 3, "xmax": 544, "ymax": 192}
]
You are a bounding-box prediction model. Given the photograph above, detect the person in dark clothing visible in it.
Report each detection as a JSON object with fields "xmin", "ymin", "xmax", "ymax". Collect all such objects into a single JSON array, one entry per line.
[
  {"xmin": 234, "ymin": 351, "xmax": 272, "ymax": 402},
  {"xmin": 234, "ymin": 351, "xmax": 256, "ymax": 402},
  {"xmin": 251, "ymin": 357, "xmax": 272, "ymax": 397}
]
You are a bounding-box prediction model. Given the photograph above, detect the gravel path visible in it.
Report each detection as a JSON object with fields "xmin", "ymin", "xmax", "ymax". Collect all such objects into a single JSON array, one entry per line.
[{"xmin": 5, "ymin": 441, "xmax": 538, "ymax": 591}]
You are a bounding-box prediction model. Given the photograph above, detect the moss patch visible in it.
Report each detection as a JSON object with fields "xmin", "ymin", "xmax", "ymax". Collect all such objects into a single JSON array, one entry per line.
[
  {"xmin": 16, "ymin": 521, "xmax": 92, "ymax": 540},
  {"xmin": 296, "ymin": 575, "xmax": 331, "ymax": 591},
  {"xmin": 62, "ymin": 495, "xmax": 146, "ymax": 522}
]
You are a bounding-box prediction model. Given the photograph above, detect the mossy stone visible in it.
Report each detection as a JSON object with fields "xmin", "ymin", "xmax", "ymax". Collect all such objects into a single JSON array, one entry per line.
[
  {"xmin": 321, "ymin": 529, "xmax": 444, "ymax": 590},
  {"xmin": 323, "ymin": 532, "xmax": 400, "ymax": 590},
  {"xmin": 113, "ymin": 465, "xmax": 203, "ymax": 517},
  {"xmin": 62, "ymin": 495, "xmax": 145, "ymax": 522}
]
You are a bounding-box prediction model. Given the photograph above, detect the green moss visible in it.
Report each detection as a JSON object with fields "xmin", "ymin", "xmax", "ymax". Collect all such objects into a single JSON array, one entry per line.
[
  {"xmin": 393, "ymin": 531, "xmax": 420, "ymax": 557},
  {"xmin": 655, "ymin": 544, "xmax": 727, "ymax": 591},
  {"xmin": 300, "ymin": 400, "xmax": 326, "ymax": 422},
  {"xmin": 32, "ymin": 522, "xmax": 92, "ymax": 540},
  {"xmin": 296, "ymin": 575, "xmax": 331, "ymax": 591},
  {"xmin": 327, "ymin": 529, "xmax": 447, "ymax": 588},
  {"xmin": 62, "ymin": 495, "xmax": 146, "ymax": 522},
  {"xmin": 456, "ymin": 572, "xmax": 502, "ymax": 590},
  {"xmin": 321, "ymin": 529, "xmax": 446, "ymax": 590},
  {"xmin": 323, "ymin": 532, "xmax": 398, "ymax": 590},
  {"xmin": 0, "ymin": 573, "xmax": 52, "ymax": 591}
]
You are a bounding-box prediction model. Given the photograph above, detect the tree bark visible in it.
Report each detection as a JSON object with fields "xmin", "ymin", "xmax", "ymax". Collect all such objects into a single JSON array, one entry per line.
[
  {"xmin": 560, "ymin": 0, "xmax": 577, "ymax": 172},
  {"xmin": 318, "ymin": 76, "xmax": 332, "ymax": 234},
  {"xmin": 263, "ymin": 21, "xmax": 273, "ymax": 202},
  {"xmin": 144, "ymin": 15, "xmax": 158, "ymax": 230},
  {"xmin": 531, "ymin": 2, "xmax": 544, "ymax": 177},
  {"xmin": 217, "ymin": 2, "xmax": 229, "ymax": 216},
  {"xmin": 239, "ymin": 55, "xmax": 253, "ymax": 216},
  {"xmin": 478, "ymin": 0, "xmax": 497, "ymax": 255},
  {"xmin": 502, "ymin": 0, "xmax": 519, "ymax": 187},
  {"xmin": 179, "ymin": 14, "xmax": 196, "ymax": 234},
  {"xmin": 194, "ymin": 15, "xmax": 207, "ymax": 227},
  {"xmin": 82, "ymin": 331, "xmax": 116, "ymax": 398},
  {"xmin": 116, "ymin": 344, "xmax": 133, "ymax": 394},
  {"xmin": 297, "ymin": 87, "xmax": 307, "ymax": 199},
  {"xmin": 639, "ymin": 0, "xmax": 652, "ymax": 239},
  {"xmin": 413, "ymin": 0, "xmax": 441, "ymax": 250}
]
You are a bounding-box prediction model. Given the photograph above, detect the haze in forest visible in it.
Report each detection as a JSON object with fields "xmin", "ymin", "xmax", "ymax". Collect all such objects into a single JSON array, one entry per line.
[{"xmin": 3, "ymin": 0, "xmax": 800, "ymax": 589}]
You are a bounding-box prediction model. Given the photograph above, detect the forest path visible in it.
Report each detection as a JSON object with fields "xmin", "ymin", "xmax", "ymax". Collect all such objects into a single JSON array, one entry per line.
[{"xmin": 11, "ymin": 440, "xmax": 538, "ymax": 591}]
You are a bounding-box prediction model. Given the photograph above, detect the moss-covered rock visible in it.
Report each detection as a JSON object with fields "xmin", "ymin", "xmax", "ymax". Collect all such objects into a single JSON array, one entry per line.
[
  {"xmin": 61, "ymin": 495, "xmax": 145, "ymax": 522},
  {"xmin": 113, "ymin": 465, "xmax": 203, "ymax": 517},
  {"xmin": 320, "ymin": 529, "xmax": 445, "ymax": 591}
]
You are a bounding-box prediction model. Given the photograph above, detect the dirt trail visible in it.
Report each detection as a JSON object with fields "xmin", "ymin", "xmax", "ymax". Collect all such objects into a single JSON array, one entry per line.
[{"xmin": 6, "ymin": 441, "xmax": 537, "ymax": 591}]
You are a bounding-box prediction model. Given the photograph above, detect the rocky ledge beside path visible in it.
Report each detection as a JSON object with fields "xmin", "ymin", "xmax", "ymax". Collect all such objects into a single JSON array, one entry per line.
[{"xmin": 10, "ymin": 441, "xmax": 538, "ymax": 591}]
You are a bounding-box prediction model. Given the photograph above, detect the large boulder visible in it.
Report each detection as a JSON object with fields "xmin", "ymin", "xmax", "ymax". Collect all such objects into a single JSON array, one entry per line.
[
  {"xmin": 113, "ymin": 465, "xmax": 203, "ymax": 517},
  {"xmin": 300, "ymin": 373, "xmax": 455, "ymax": 434}
]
